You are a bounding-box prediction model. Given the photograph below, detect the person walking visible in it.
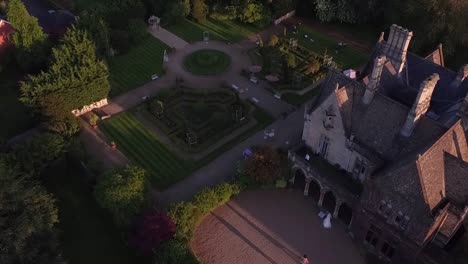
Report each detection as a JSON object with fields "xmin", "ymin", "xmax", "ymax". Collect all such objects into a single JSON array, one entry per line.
[{"xmin": 301, "ymin": 254, "xmax": 309, "ymax": 264}]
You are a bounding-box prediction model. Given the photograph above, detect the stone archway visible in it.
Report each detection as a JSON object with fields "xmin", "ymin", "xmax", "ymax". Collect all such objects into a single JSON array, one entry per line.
[
  {"xmin": 322, "ymin": 191, "xmax": 337, "ymax": 213},
  {"xmin": 292, "ymin": 168, "xmax": 306, "ymax": 190},
  {"xmin": 308, "ymin": 179, "xmax": 321, "ymax": 201},
  {"xmin": 338, "ymin": 203, "xmax": 353, "ymax": 226}
]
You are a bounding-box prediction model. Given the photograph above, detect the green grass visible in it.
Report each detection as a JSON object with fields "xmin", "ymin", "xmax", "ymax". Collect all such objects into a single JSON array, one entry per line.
[
  {"xmin": 108, "ymin": 37, "xmax": 168, "ymax": 97},
  {"xmin": 168, "ymin": 18, "xmax": 262, "ymax": 43},
  {"xmin": 0, "ymin": 68, "xmax": 35, "ymax": 142},
  {"xmin": 43, "ymin": 160, "xmax": 149, "ymax": 264},
  {"xmin": 100, "ymin": 112, "xmax": 196, "ymax": 189},
  {"xmin": 183, "ymin": 49, "xmax": 231, "ymax": 75},
  {"xmin": 288, "ymin": 25, "xmax": 369, "ymax": 69}
]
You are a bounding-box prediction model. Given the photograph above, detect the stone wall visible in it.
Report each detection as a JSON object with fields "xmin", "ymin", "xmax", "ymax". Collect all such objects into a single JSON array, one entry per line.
[
  {"xmin": 303, "ymin": 92, "xmax": 354, "ymax": 171},
  {"xmin": 273, "ymin": 11, "xmax": 295, "ymax": 26},
  {"xmin": 71, "ymin": 98, "xmax": 108, "ymax": 116}
]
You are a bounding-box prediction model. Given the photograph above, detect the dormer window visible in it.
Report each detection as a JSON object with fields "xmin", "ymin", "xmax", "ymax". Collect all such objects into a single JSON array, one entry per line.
[
  {"xmin": 323, "ymin": 106, "xmax": 336, "ymax": 129},
  {"xmin": 400, "ymin": 216, "xmax": 410, "ymax": 230}
]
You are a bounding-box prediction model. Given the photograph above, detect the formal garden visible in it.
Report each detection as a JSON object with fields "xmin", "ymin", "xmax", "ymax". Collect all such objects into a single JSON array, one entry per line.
[
  {"xmin": 99, "ymin": 86, "xmax": 273, "ymax": 189},
  {"xmin": 183, "ymin": 49, "xmax": 231, "ymax": 75}
]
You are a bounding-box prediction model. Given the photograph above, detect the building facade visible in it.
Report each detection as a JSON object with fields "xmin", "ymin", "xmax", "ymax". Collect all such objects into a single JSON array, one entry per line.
[{"xmin": 290, "ymin": 25, "xmax": 468, "ymax": 264}]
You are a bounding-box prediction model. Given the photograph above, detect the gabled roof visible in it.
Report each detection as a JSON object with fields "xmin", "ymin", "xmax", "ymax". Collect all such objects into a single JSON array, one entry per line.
[
  {"xmin": 316, "ymin": 69, "xmax": 445, "ymax": 160},
  {"xmin": 425, "ymin": 44, "xmax": 445, "ymax": 67}
]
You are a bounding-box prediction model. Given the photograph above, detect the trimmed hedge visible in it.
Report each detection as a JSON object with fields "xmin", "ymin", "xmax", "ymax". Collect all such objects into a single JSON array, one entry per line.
[
  {"xmin": 168, "ymin": 183, "xmax": 240, "ymax": 241},
  {"xmin": 157, "ymin": 183, "xmax": 240, "ymax": 263}
]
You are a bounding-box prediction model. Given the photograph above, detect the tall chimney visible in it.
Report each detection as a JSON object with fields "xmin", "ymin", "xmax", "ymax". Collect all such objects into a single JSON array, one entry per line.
[
  {"xmin": 400, "ymin": 73, "xmax": 440, "ymax": 137},
  {"xmin": 452, "ymin": 64, "xmax": 468, "ymax": 87},
  {"xmin": 362, "ymin": 55, "xmax": 386, "ymax": 104},
  {"xmin": 383, "ymin": 25, "xmax": 413, "ymax": 76}
]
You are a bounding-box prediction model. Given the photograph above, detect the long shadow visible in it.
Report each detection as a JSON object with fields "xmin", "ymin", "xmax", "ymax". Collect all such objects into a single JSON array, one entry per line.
[
  {"xmin": 210, "ymin": 212, "xmax": 281, "ymax": 264},
  {"xmin": 225, "ymin": 203, "xmax": 302, "ymax": 261}
]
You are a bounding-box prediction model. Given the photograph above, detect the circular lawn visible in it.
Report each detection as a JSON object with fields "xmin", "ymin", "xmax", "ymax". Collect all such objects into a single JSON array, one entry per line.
[{"xmin": 183, "ymin": 49, "xmax": 231, "ymax": 75}]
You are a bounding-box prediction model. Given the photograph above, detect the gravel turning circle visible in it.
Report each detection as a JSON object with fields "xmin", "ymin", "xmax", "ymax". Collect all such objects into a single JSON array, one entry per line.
[
  {"xmin": 183, "ymin": 49, "xmax": 231, "ymax": 75},
  {"xmin": 191, "ymin": 190, "xmax": 365, "ymax": 264}
]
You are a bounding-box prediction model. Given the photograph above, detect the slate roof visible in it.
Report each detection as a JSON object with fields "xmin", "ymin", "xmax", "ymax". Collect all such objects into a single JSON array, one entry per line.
[
  {"xmin": 318, "ymin": 69, "xmax": 446, "ymax": 160},
  {"xmin": 370, "ymin": 120, "xmax": 468, "ymax": 244},
  {"xmin": 362, "ymin": 43, "xmax": 468, "ymax": 124},
  {"xmin": 306, "ymin": 54, "xmax": 467, "ymax": 247}
]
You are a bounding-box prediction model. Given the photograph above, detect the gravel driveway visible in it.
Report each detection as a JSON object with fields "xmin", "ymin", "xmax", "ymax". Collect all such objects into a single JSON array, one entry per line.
[{"xmin": 192, "ymin": 189, "xmax": 365, "ymax": 264}]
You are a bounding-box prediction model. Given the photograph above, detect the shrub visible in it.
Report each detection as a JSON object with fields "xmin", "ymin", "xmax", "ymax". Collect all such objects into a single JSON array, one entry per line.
[
  {"xmin": 168, "ymin": 201, "xmax": 197, "ymax": 241},
  {"xmin": 191, "ymin": 0, "xmax": 208, "ymax": 22},
  {"xmin": 128, "ymin": 210, "xmax": 176, "ymax": 256},
  {"xmin": 128, "ymin": 19, "xmax": 149, "ymax": 45},
  {"xmin": 244, "ymin": 146, "xmax": 286, "ymax": 184},
  {"xmin": 89, "ymin": 112, "xmax": 99, "ymax": 126},
  {"xmin": 94, "ymin": 166, "xmax": 149, "ymax": 226},
  {"xmin": 154, "ymin": 240, "xmax": 198, "ymax": 264},
  {"xmin": 268, "ymin": 34, "xmax": 279, "ymax": 47},
  {"xmin": 168, "ymin": 183, "xmax": 240, "ymax": 240}
]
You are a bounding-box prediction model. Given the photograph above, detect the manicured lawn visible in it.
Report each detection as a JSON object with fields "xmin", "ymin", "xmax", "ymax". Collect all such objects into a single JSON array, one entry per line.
[
  {"xmin": 100, "ymin": 112, "xmax": 196, "ymax": 189},
  {"xmin": 288, "ymin": 25, "xmax": 368, "ymax": 69},
  {"xmin": 168, "ymin": 18, "xmax": 261, "ymax": 43},
  {"xmin": 43, "ymin": 160, "xmax": 149, "ymax": 264},
  {"xmin": 183, "ymin": 49, "xmax": 231, "ymax": 75},
  {"xmin": 0, "ymin": 69, "xmax": 35, "ymax": 142},
  {"xmin": 108, "ymin": 37, "xmax": 168, "ymax": 97}
]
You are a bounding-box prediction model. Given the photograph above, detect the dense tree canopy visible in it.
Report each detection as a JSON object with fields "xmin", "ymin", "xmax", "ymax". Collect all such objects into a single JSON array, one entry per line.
[
  {"xmin": 191, "ymin": 0, "xmax": 209, "ymax": 22},
  {"xmin": 0, "ymin": 157, "xmax": 63, "ymax": 264},
  {"xmin": 94, "ymin": 166, "xmax": 150, "ymax": 226},
  {"xmin": 20, "ymin": 26, "xmax": 110, "ymax": 121},
  {"xmin": 76, "ymin": 9, "xmax": 111, "ymax": 58},
  {"xmin": 6, "ymin": 0, "xmax": 48, "ymax": 70},
  {"xmin": 300, "ymin": 0, "xmax": 467, "ymax": 62}
]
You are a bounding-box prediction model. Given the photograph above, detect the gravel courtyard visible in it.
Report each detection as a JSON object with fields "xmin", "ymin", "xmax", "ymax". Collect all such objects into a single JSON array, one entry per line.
[{"xmin": 192, "ymin": 189, "xmax": 365, "ymax": 264}]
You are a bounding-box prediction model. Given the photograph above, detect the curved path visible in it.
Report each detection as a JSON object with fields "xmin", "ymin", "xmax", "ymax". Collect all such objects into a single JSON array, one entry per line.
[{"xmin": 192, "ymin": 189, "xmax": 365, "ymax": 264}]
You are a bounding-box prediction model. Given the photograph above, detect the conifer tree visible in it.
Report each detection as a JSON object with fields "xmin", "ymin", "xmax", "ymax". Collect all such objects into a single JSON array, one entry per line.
[{"xmin": 6, "ymin": 0, "xmax": 47, "ymax": 70}]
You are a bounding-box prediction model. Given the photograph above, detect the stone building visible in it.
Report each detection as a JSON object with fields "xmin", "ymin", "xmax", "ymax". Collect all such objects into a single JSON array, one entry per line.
[{"xmin": 289, "ymin": 24, "xmax": 468, "ymax": 263}]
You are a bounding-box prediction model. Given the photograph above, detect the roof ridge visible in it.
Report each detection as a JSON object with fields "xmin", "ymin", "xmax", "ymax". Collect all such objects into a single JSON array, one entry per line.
[{"xmin": 420, "ymin": 119, "xmax": 465, "ymax": 159}]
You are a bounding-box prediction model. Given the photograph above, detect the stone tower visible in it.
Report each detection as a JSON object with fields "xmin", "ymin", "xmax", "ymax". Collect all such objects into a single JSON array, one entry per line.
[
  {"xmin": 382, "ymin": 24, "xmax": 413, "ymax": 76},
  {"xmin": 362, "ymin": 55, "xmax": 386, "ymax": 104},
  {"xmin": 400, "ymin": 73, "xmax": 440, "ymax": 137}
]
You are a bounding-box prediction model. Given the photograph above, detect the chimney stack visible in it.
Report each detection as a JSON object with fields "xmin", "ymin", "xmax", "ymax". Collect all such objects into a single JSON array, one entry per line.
[
  {"xmin": 383, "ymin": 25, "xmax": 413, "ymax": 76},
  {"xmin": 362, "ymin": 55, "xmax": 386, "ymax": 104},
  {"xmin": 452, "ymin": 64, "xmax": 468, "ymax": 87},
  {"xmin": 400, "ymin": 73, "xmax": 440, "ymax": 137}
]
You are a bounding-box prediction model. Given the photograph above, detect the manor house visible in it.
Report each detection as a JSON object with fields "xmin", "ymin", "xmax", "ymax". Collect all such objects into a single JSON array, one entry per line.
[{"xmin": 289, "ymin": 24, "xmax": 468, "ymax": 264}]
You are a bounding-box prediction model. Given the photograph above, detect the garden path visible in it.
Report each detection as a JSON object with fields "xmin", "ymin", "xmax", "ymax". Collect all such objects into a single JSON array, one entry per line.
[
  {"xmin": 86, "ymin": 24, "xmax": 305, "ymax": 196},
  {"xmin": 156, "ymin": 105, "xmax": 304, "ymax": 207},
  {"xmin": 147, "ymin": 26, "xmax": 189, "ymax": 50},
  {"xmin": 192, "ymin": 189, "xmax": 365, "ymax": 264}
]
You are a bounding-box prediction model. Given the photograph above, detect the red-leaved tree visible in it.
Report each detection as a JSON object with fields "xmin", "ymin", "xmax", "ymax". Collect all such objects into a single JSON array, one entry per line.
[{"xmin": 128, "ymin": 210, "xmax": 176, "ymax": 255}]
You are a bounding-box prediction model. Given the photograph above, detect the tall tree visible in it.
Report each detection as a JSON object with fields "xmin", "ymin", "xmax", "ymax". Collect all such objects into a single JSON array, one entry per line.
[
  {"xmin": 94, "ymin": 166, "xmax": 150, "ymax": 226},
  {"xmin": 20, "ymin": 26, "xmax": 110, "ymax": 121},
  {"xmin": 191, "ymin": 0, "xmax": 208, "ymax": 22},
  {"xmin": 6, "ymin": 0, "xmax": 47, "ymax": 71},
  {"xmin": 244, "ymin": 145, "xmax": 286, "ymax": 184},
  {"xmin": 0, "ymin": 157, "xmax": 64, "ymax": 264},
  {"xmin": 76, "ymin": 8, "xmax": 111, "ymax": 58},
  {"xmin": 128, "ymin": 210, "xmax": 176, "ymax": 255},
  {"xmin": 239, "ymin": 0, "xmax": 265, "ymax": 24}
]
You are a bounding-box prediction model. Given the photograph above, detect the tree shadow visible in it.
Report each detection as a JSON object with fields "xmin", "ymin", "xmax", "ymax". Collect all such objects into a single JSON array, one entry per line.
[{"xmin": 210, "ymin": 211, "xmax": 281, "ymax": 264}]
